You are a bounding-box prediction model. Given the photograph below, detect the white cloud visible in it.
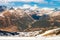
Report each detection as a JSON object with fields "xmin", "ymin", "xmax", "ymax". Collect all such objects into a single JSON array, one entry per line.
[
  {"xmin": 0, "ymin": 0, "xmax": 48, "ymax": 7},
  {"xmin": 4, "ymin": 0, "xmax": 44, "ymax": 2},
  {"xmin": 0, "ymin": 0, "xmax": 9, "ymax": 5},
  {"xmin": 18, "ymin": 4, "xmax": 39, "ymax": 10},
  {"xmin": 0, "ymin": 0, "xmax": 47, "ymax": 3},
  {"xmin": 22, "ymin": 4, "xmax": 31, "ymax": 9}
]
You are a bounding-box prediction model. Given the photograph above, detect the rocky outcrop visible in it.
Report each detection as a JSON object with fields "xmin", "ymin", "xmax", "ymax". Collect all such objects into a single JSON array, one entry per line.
[{"xmin": 0, "ymin": 9, "xmax": 35, "ymax": 32}]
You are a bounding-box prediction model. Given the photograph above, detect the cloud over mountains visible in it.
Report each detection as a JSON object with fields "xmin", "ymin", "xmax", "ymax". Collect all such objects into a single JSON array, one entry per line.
[{"xmin": 0, "ymin": 0, "xmax": 60, "ymax": 8}]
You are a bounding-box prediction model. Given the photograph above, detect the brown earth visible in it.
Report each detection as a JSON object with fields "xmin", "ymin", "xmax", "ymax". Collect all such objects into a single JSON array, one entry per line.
[{"xmin": 0, "ymin": 25, "xmax": 19, "ymax": 32}]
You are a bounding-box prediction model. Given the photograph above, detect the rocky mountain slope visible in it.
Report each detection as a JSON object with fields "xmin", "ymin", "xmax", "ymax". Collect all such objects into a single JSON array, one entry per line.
[{"xmin": 0, "ymin": 7, "xmax": 60, "ymax": 33}]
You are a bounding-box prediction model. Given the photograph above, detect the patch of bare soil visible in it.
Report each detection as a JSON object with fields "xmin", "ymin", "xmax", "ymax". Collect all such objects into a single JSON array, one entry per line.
[{"xmin": 0, "ymin": 25, "xmax": 19, "ymax": 32}]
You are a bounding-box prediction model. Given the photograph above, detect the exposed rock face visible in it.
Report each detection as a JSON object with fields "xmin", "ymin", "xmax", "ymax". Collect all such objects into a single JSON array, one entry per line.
[
  {"xmin": 0, "ymin": 8, "xmax": 60, "ymax": 32},
  {"xmin": 49, "ymin": 11, "xmax": 60, "ymax": 17},
  {"xmin": 0, "ymin": 25, "xmax": 19, "ymax": 32},
  {"xmin": 0, "ymin": 9, "xmax": 35, "ymax": 32}
]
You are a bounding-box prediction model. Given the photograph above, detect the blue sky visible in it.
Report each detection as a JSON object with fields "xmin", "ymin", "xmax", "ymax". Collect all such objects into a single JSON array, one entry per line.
[{"xmin": 0, "ymin": 0, "xmax": 60, "ymax": 8}]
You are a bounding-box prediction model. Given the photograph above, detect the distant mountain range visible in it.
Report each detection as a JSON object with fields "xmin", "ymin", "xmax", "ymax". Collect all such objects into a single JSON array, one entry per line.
[{"xmin": 0, "ymin": 5, "xmax": 60, "ymax": 32}]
